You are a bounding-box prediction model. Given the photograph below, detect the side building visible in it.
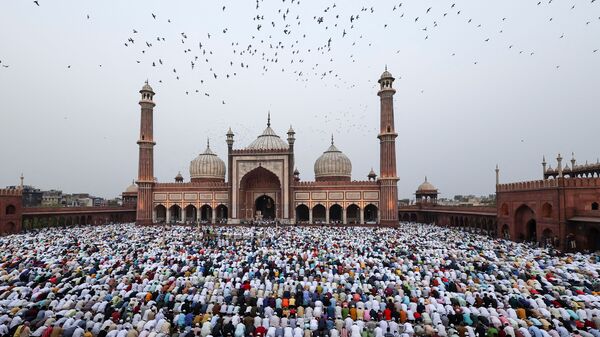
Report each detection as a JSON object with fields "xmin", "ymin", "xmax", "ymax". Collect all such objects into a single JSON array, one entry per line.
[
  {"xmin": 399, "ymin": 155, "xmax": 600, "ymax": 252},
  {"xmin": 496, "ymin": 154, "xmax": 600, "ymax": 251}
]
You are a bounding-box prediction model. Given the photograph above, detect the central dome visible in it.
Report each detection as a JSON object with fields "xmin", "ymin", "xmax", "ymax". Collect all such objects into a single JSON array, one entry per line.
[
  {"xmin": 246, "ymin": 115, "xmax": 289, "ymax": 150},
  {"xmin": 314, "ymin": 138, "xmax": 352, "ymax": 181},
  {"xmin": 190, "ymin": 141, "xmax": 226, "ymax": 182}
]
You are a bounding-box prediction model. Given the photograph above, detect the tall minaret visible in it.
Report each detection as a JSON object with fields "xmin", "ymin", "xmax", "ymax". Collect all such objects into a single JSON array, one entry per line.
[
  {"xmin": 287, "ymin": 125, "xmax": 296, "ymax": 223},
  {"xmin": 377, "ymin": 67, "xmax": 399, "ymax": 226},
  {"xmin": 136, "ymin": 81, "xmax": 156, "ymax": 226}
]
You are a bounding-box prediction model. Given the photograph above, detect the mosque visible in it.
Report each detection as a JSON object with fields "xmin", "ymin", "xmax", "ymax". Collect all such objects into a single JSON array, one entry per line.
[{"xmin": 131, "ymin": 69, "xmax": 400, "ymax": 226}]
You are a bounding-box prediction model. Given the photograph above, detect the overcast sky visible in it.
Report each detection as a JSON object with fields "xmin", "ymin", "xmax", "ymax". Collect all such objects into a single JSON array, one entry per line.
[{"xmin": 0, "ymin": 0, "xmax": 598, "ymax": 200}]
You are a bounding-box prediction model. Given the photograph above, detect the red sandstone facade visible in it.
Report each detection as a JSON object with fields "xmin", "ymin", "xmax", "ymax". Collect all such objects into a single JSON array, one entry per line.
[
  {"xmin": 398, "ymin": 156, "xmax": 600, "ymax": 252},
  {"xmin": 136, "ymin": 83, "xmax": 156, "ymax": 226},
  {"xmin": 134, "ymin": 70, "xmax": 400, "ymax": 226},
  {"xmin": 0, "ymin": 188, "xmax": 22, "ymax": 234},
  {"xmin": 378, "ymin": 69, "xmax": 400, "ymax": 226}
]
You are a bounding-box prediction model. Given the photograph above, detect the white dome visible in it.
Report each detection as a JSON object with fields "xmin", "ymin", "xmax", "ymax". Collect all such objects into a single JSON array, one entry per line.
[
  {"xmin": 246, "ymin": 125, "xmax": 289, "ymax": 150},
  {"xmin": 417, "ymin": 177, "xmax": 437, "ymax": 191},
  {"xmin": 190, "ymin": 143, "xmax": 226, "ymax": 181},
  {"xmin": 314, "ymin": 142, "xmax": 352, "ymax": 180},
  {"xmin": 124, "ymin": 182, "xmax": 138, "ymax": 193}
]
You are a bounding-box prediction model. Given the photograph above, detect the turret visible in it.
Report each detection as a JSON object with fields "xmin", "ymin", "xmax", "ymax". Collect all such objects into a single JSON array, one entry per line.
[
  {"xmin": 287, "ymin": 125, "xmax": 296, "ymax": 147},
  {"xmin": 542, "ymin": 156, "xmax": 547, "ymax": 179},
  {"xmin": 557, "ymin": 154, "xmax": 563, "ymax": 178},
  {"xmin": 495, "ymin": 164, "xmax": 500, "ymax": 186}
]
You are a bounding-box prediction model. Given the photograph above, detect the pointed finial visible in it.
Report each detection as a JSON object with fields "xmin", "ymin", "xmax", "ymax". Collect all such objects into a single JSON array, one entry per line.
[
  {"xmin": 207, "ymin": 137, "xmax": 210, "ymax": 148},
  {"xmin": 267, "ymin": 111, "xmax": 271, "ymax": 127},
  {"xmin": 424, "ymin": 176, "xmax": 428, "ymax": 182},
  {"xmin": 145, "ymin": 79, "xmax": 149, "ymax": 85},
  {"xmin": 495, "ymin": 164, "xmax": 499, "ymax": 171},
  {"xmin": 331, "ymin": 134, "xmax": 334, "ymax": 145}
]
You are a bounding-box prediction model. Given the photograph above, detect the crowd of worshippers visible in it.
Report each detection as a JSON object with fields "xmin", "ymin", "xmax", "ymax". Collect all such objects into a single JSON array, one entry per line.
[{"xmin": 1, "ymin": 224, "xmax": 599, "ymax": 337}]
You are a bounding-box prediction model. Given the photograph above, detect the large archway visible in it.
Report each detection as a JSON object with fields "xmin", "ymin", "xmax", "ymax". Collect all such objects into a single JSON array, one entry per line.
[
  {"xmin": 185, "ymin": 205, "xmax": 197, "ymax": 223},
  {"xmin": 514, "ymin": 204, "xmax": 536, "ymax": 242},
  {"xmin": 154, "ymin": 205, "xmax": 167, "ymax": 223},
  {"xmin": 312, "ymin": 204, "xmax": 326, "ymax": 223},
  {"xmin": 296, "ymin": 204, "xmax": 309, "ymax": 223},
  {"xmin": 239, "ymin": 166, "xmax": 281, "ymax": 220},
  {"xmin": 255, "ymin": 195, "xmax": 275, "ymax": 220},
  {"xmin": 216, "ymin": 204, "xmax": 228, "ymax": 223},
  {"xmin": 364, "ymin": 204, "xmax": 378, "ymax": 223},
  {"xmin": 200, "ymin": 205, "xmax": 212, "ymax": 222},
  {"xmin": 329, "ymin": 204, "xmax": 342, "ymax": 224},
  {"xmin": 347, "ymin": 204, "xmax": 360, "ymax": 224},
  {"xmin": 169, "ymin": 205, "xmax": 182, "ymax": 223}
]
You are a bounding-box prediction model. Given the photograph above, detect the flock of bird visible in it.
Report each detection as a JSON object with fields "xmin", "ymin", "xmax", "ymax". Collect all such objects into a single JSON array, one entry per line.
[
  {"xmin": 1, "ymin": 0, "xmax": 599, "ymax": 143},
  {"xmin": 6, "ymin": 1, "xmax": 598, "ymax": 90}
]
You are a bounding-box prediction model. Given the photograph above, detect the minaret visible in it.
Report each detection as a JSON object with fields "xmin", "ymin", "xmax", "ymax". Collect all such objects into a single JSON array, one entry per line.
[
  {"xmin": 495, "ymin": 165, "xmax": 500, "ymax": 186},
  {"xmin": 557, "ymin": 153, "xmax": 563, "ymax": 178},
  {"xmin": 136, "ymin": 81, "xmax": 156, "ymax": 226},
  {"xmin": 377, "ymin": 67, "xmax": 399, "ymax": 226},
  {"xmin": 226, "ymin": 127, "xmax": 234, "ymax": 224},
  {"xmin": 287, "ymin": 125, "xmax": 296, "ymax": 223},
  {"xmin": 542, "ymin": 156, "xmax": 547, "ymax": 179},
  {"xmin": 19, "ymin": 173, "xmax": 24, "ymax": 189}
]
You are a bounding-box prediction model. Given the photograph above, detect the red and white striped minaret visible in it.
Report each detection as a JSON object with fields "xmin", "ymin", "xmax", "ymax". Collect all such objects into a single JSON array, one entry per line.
[
  {"xmin": 377, "ymin": 67, "xmax": 399, "ymax": 226},
  {"xmin": 136, "ymin": 81, "xmax": 156, "ymax": 226}
]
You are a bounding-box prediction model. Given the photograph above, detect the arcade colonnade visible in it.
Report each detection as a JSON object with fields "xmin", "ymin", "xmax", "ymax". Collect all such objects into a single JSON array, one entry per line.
[
  {"xmin": 294, "ymin": 203, "xmax": 379, "ymax": 224},
  {"xmin": 153, "ymin": 203, "xmax": 228, "ymax": 224}
]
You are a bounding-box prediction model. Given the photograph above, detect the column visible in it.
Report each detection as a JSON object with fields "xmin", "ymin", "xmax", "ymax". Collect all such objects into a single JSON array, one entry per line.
[
  {"xmin": 212, "ymin": 207, "xmax": 217, "ymax": 224},
  {"xmin": 325, "ymin": 206, "xmax": 330, "ymax": 224},
  {"xmin": 309, "ymin": 207, "xmax": 313, "ymax": 224},
  {"xmin": 360, "ymin": 207, "xmax": 365, "ymax": 224},
  {"xmin": 377, "ymin": 209, "xmax": 381, "ymax": 223},
  {"xmin": 152, "ymin": 208, "xmax": 156, "ymax": 223},
  {"xmin": 166, "ymin": 207, "xmax": 170, "ymax": 223},
  {"xmin": 342, "ymin": 207, "xmax": 347, "ymax": 225},
  {"xmin": 197, "ymin": 205, "xmax": 201, "ymax": 223}
]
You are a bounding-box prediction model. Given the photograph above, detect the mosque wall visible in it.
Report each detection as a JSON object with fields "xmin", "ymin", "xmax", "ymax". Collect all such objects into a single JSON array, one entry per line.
[
  {"xmin": 0, "ymin": 188, "xmax": 22, "ymax": 234},
  {"xmin": 496, "ymin": 177, "xmax": 600, "ymax": 250}
]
